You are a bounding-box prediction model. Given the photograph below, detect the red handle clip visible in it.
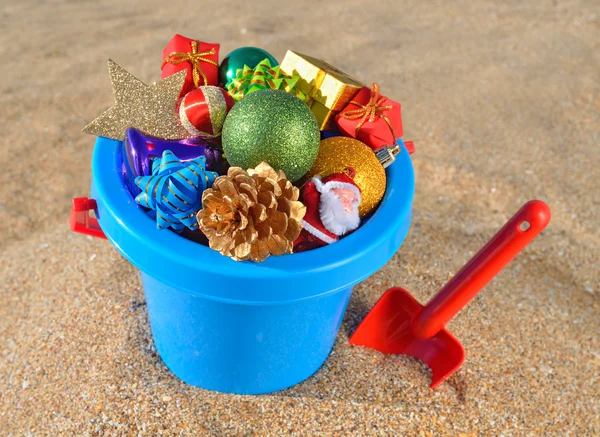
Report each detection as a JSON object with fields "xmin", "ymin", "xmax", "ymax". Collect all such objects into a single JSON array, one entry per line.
[{"xmin": 70, "ymin": 197, "xmax": 107, "ymax": 239}]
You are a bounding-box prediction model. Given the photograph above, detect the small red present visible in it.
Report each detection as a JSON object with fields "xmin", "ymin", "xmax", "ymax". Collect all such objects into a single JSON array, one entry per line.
[
  {"xmin": 161, "ymin": 34, "xmax": 220, "ymax": 97},
  {"xmin": 335, "ymin": 83, "xmax": 403, "ymax": 151}
]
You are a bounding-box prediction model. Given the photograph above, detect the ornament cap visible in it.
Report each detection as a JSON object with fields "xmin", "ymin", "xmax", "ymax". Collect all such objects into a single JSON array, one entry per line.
[{"xmin": 376, "ymin": 144, "xmax": 401, "ymax": 169}]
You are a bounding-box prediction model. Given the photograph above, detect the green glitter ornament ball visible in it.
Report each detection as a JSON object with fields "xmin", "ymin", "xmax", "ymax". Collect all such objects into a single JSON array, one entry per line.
[{"xmin": 222, "ymin": 89, "xmax": 320, "ymax": 182}]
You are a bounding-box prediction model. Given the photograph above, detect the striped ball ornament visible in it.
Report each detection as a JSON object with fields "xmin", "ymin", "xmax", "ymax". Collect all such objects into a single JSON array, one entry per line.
[{"xmin": 179, "ymin": 86, "xmax": 235, "ymax": 139}]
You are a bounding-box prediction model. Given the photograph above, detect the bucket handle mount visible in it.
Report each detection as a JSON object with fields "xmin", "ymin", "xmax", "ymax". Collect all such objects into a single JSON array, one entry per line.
[{"xmin": 70, "ymin": 197, "xmax": 107, "ymax": 240}]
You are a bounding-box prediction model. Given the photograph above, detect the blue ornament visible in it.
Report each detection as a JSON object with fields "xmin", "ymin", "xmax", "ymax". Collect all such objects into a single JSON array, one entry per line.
[{"xmin": 134, "ymin": 150, "xmax": 218, "ymax": 231}]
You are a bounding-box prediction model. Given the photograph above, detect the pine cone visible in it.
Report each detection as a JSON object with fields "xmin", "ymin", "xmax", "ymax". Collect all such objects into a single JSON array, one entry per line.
[{"xmin": 197, "ymin": 162, "xmax": 306, "ymax": 262}]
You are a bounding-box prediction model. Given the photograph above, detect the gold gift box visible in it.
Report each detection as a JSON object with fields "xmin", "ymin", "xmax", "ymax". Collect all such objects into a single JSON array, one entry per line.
[{"xmin": 280, "ymin": 50, "xmax": 364, "ymax": 131}]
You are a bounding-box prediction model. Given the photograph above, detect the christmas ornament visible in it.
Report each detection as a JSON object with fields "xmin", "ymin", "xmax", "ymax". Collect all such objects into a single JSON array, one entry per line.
[
  {"xmin": 124, "ymin": 127, "xmax": 226, "ymax": 177},
  {"xmin": 179, "ymin": 86, "xmax": 235, "ymax": 138},
  {"xmin": 135, "ymin": 150, "xmax": 218, "ymax": 231},
  {"xmin": 336, "ymin": 83, "xmax": 403, "ymax": 151},
  {"xmin": 219, "ymin": 47, "xmax": 278, "ymax": 87},
  {"xmin": 197, "ymin": 162, "xmax": 306, "ymax": 262},
  {"xmin": 303, "ymin": 137, "xmax": 386, "ymax": 216},
  {"xmin": 226, "ymin": 58, "xmax": 307, "ymax": 102},
  {"xmin": 294, "ymin": 168, "xmax": 362, "ymax": 253},
  {"xmin": 161, "ymin": 35, "xmax": 220, "ymax": 96},
  {"xmin": 82, "ymin": 60, "xmax": 188, "ymax": 140},
  {"xmin": 122, "ymin": 127, "xmax": 225, "ymax": 198},
  {"xmin": 221, "ymin": 89, "xmax": 320, "ymax": 182}
]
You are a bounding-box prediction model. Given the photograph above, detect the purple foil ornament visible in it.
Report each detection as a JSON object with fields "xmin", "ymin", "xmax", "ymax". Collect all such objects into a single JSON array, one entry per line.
[
  {"xmin": 125, "ymin": 128, "xmax": 226, "ymax": 176},
  {"xmin": 121, "ymin": 128, "xmax": 227, "ymax": 198}
]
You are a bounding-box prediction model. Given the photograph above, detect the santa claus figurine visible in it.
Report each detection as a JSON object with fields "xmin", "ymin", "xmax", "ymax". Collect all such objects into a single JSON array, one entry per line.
[{"xmin": 294, "ymin": 168, "xmax": 362, "ymax": 253}]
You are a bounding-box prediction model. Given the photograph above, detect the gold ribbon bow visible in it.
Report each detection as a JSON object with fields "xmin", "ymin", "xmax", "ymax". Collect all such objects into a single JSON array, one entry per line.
[
  {"xmin": 162, "ymin": 41, "xmax": 218, "ymax": 88},
  {"xmin": 341, "ymin": 83, "xmax": 397, "ymax": 139}
]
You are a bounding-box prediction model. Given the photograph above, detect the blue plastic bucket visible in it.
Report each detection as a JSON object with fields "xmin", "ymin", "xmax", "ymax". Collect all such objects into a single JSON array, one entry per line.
[{"xmin": 90, "ymin": 136, "xmax": 414, "ymax": 394}]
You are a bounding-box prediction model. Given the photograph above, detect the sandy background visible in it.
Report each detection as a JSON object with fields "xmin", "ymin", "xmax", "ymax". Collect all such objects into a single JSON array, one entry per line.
[{"xmin": 1, "ymin": 0, "xmax": 599, "ymax": 435}]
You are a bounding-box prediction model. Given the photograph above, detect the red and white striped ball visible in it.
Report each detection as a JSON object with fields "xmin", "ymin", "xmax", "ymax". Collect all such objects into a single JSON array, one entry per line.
[{"xmin": 179, "ymin": 86, "xmax": 235, "ymax": 139}]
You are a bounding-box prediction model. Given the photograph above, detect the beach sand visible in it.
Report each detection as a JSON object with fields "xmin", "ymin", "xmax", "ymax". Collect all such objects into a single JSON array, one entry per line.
[{"xmin": 1, "ymin": 0, "xmax": 598, "ymax": 435}]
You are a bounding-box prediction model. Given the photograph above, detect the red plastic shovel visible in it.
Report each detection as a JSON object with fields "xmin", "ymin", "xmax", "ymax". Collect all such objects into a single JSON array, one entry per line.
[{"xmin": 350, "ymin": 200, "xmax": 551, "ymax": 389}]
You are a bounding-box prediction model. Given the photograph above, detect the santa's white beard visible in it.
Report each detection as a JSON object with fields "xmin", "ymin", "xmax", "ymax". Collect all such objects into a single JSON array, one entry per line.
[{"xmin": 319, "ymin": 190, "xmax": 361, "ymax": 236}]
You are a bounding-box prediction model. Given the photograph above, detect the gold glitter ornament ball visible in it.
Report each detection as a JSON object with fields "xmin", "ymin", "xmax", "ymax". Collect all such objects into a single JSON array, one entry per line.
[
  {"xmin": 305, "ymin": 137, "xmax": 386, "ymax": 216},
  {"xmin": 221, "ymin": 89, "xmax": 320, "ymax": 182}
]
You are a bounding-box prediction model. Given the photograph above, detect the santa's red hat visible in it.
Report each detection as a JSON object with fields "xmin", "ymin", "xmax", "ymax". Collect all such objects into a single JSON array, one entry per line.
[{"xmin": 313, "ymin": 168, "xmax": 362, "ymax": 200}]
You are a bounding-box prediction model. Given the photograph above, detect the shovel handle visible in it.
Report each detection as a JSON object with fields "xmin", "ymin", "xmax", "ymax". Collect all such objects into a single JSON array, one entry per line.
[{"xmin": 411, "ymin": 200, "xmax": 551, "ymax": 339}]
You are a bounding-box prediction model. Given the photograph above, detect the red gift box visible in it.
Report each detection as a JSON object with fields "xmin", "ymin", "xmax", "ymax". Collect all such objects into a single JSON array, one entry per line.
[
  {"xmin": 161, "ymin": 34, "xmax": 220, "ymax": 97},
  {"xmin": 335, "ymin": 83, "xmax": 403, "ymax": 151}
]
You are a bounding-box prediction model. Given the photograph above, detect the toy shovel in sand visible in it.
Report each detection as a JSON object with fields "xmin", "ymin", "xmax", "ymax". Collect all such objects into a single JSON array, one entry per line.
[{"xmin": 350, "ymin": 200, "xmax": 551, "ymax": 389}]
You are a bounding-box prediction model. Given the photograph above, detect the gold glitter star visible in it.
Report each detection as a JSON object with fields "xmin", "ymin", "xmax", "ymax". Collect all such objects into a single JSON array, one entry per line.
[{"xmin": 82, "ymin": 60, "xmax": 189, "ymax": 140}]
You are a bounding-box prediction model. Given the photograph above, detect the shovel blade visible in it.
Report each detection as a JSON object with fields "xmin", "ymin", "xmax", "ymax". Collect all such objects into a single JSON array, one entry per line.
[{"xmin": 350, "ymin": 287, "xmax": 466, "ymax": 388}]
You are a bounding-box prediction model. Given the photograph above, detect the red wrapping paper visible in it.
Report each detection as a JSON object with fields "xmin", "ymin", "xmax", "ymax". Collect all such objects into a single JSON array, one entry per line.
[
  {"xmin": 335, "ymin": 84, "xmax": 403, "ymax": 151},
  {"xmin": 161, "ymin": 34, "xmax": 220, "ymax": 97}
]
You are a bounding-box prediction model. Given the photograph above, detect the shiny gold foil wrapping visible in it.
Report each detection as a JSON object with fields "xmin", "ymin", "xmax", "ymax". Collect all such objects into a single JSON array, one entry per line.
[{"xmin": 280, "ymin": 51, "xmax": 364, "ymax": 130}]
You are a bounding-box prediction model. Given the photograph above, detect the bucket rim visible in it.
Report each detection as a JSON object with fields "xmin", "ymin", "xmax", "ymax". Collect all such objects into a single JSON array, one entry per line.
[{"xmin": 91, "ymin": 137, "xmax": 414, "ymax": 303}]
